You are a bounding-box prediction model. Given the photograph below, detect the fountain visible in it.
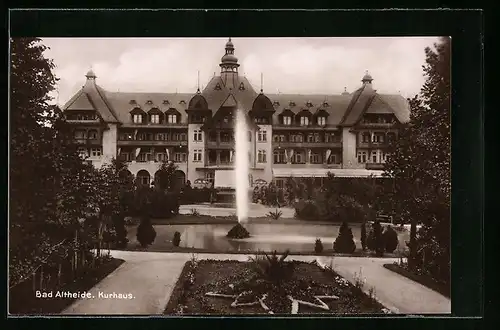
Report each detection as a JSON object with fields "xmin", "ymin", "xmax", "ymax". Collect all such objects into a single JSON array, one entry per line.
[{"xmin": 226, "ymin": 108, "xmax": 251, "ymax": 239}]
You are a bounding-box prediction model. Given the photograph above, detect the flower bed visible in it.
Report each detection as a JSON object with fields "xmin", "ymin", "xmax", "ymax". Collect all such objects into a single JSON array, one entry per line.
[
  {"xmin": 9, "ymin": 257, "xmax": 124, "ymax": 315},
  {"xmin": 164, "ymin": 258, "xmax": 387, "ymax": 315}
]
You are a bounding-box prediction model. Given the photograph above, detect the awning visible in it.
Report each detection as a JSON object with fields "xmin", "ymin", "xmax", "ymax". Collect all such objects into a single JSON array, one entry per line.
[{"xmin": 272, "ymin": 168, "xmax": 386, "ymax": 178}]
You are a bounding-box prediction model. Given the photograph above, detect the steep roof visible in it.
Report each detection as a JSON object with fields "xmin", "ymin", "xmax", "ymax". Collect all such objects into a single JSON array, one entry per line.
[
  {"xmin": 266, "ymin": 94, "xmax": 352, "ymax": 126},
  {"xmin": 63, "ymin": 75, "xmax": 409, "ymax": 126},
  {"xmin": 339, "ymin": 83, "xmax": 410, "ymax": 125},
  {"xmin": 201, "ymin": 75, "xmax": 258, "ymax": 113},
  {"xmin": 63, "ymin": 78, "xmax": 119, "ymax": 123},
  {"xmin": 102, "ymin": 91, "xmax": 193, "ymax": 124}
]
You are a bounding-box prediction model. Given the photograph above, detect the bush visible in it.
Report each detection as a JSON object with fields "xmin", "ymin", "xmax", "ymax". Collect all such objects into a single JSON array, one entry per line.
[
  {"xmin": 333, "ymin": 222, "xmax": 356, "ymax": 253},
  {"xmin": 314, "ymin": 238, "xmax": 324, "ymax": 254},
  {"xmin": 226, "ymin": 223, "xmax": 250, "ymax": 239},
  {"xmin": 249, "ymin": 250, "xmax": 294, "ymax": 285},
  {"xmin": 367, "ymin": 220, "xmax": 384, "ymax": 256},
  {"xmin": 112, "ymin": 214, "xmax": 128, "ymax": 249},
  {"xmin": 383, "ymin": 226, "xmax": 399, "ymax": 253},
  {"xmin": 172, "ymin": 231, "xmax": 181, "ymax": 247},
  {"xmin": 294, "ymin": 199, "xmax": 319, "ymax": 220},
  {"xmin": 361, "ymin": 222, "xmax": 367, "ymax": 251},
  {"xmin": 136, "ymin": 217, "xmax": 156, "ymax": 247},
  {"xmin": 266, "ymin": 209, "xmax": 282, "ymax": 221}
]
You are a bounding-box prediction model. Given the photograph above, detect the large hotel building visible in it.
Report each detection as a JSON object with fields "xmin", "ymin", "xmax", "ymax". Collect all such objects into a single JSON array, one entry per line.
[{"xmin": 63, "ymin": 38, "xmax": 409, "ymax": 189}]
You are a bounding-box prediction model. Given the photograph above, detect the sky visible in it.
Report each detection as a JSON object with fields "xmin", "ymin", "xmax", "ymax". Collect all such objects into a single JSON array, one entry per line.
[{"xmin": 42, "ymin": 37, "xmax": 440, "ymax": 106}]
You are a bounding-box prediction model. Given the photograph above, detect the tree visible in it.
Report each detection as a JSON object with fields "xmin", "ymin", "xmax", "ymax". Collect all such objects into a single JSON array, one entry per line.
[
  {"xmin": 9, "ymin": 38, "xmax": 100, "ymax": 288},
  {"xmin": 361, "ymin": 222, "xmax": 367, "ymax": 251},
  {"xmin": 383, "ymin": 37, "xmax": 450, "ymax": 282},
  {"xmin": 156, "ymin": 160, "xmax": 178, "ymax": 191}
]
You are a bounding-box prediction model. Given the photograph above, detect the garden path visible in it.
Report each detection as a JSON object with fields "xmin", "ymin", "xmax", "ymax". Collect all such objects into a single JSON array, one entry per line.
[{"xmin": 62, "ymin": 251, "xmax": 451, "ymax": 315}]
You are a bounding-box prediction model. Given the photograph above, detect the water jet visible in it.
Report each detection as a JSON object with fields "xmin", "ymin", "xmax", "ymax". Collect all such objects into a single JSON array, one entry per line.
[{"xmin": 227, "ymin": 108, "xmax": 251, "ymax": 239}]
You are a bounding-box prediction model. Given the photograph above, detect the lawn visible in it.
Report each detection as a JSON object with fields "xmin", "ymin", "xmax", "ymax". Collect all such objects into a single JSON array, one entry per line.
[{"xmin": 164, "ymin": 257, "xmax": 389, "ymax": 315}]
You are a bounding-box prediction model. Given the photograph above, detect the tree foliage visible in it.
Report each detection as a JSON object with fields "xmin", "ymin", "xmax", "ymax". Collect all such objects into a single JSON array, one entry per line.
[{"xmin": 382, "ymin": 37, "xmax": 450, "ymax": 283}]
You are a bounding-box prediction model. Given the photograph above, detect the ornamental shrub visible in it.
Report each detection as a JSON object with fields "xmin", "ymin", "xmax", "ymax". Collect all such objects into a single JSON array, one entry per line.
[
  {"xmin": 333, "ymin": 222, "xmax": 356, "ymax": 253},
  {"xmin": 383, "ymin": 225, "xmax": 399, "ymax": 253},
  {"xmin": 361, "ymin": 222, "xmax": 367, "ymax": 251},
  {"xmin": 172, "ymin": 231, "xmax": 181, "ymax": 247},
  {"xmin": 136, "ymin": 217, "xmax": 156, "ymax": 247},
  {"xmin": 314, "ymin": 238, "xmax": 324, "ymax": 254}
]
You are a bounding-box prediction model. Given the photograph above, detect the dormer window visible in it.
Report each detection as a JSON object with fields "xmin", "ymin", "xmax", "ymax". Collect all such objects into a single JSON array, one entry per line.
[
  {"xmin": 306, "ymin": 101, "xmax": 313, "ymax": 108},
  {"xmin": 317, "ymin": 116, "xmax": 326, "ymax": 126},
  {"xmin": 129, "ymin": 99, "xmax": 137, "ymax": 105},
  {"xmin": 300, "ymin": 116, "xmax": 309, "ymax": 126},
  {"xmin": 163, "ymin": 100, "xmax": 170, "ymax": 105},
  {"xmin": 179, "ymin": 100, "xmax": 186, "ymax": 105},
  {"xmin": 146, "ymin": 100, "xmax": 153, "ymax": 105},
  {"xmin": 273, "ymin": 101, "xmax": 280, "ymax": 107},
  {"xmin": 283, "ymin": 116, "xmax": 292, "ymax": 125},
  {"xmin": 150, "ymin": 114, "xmax": 160, "ymax": 124},
  {"xmin": 167, "ymin": 114, "xmax": 178, "ymax": 124},
  {"xmin": 289, "ymin": 101, "xmax": 296, "ymax": 107},
  {"xmin": 215, "ymin": 83, "xmax": 222, "ymax": 90},
  {"xmin": 239, "ymin": 82, "xmax": 245, "ymax": 91},
  {"xmin": 133, "ymin": 114, "xmax": 143, "ymax": 124},
  {"xmin": 323, "ymin": 102, "xmax": 329, "ymax": 107}
]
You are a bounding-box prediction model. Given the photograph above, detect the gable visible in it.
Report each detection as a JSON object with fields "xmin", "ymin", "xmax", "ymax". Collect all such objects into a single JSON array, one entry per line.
[
  {"xmin": 220, "ymin": 94, "xmax": 238, "ymax": 108},
  {"xmin": 65, "ymin": 92, "xmax": 95, "ymax": 111}
]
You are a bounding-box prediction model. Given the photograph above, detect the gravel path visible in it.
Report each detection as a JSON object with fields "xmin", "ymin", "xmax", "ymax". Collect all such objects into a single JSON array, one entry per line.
[{"xmin": 62, "ymin": 251, "xmax": 451, "ymax": 315}]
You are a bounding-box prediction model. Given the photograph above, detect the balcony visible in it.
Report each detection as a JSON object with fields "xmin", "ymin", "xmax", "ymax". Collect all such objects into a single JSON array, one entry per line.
[
  {"xmin": 206, "ymin": 141, "xmax": 234, "ymax": 149},
  {"xmin": 272, "ymin": 124, "xmax": 340, "ymax": 131},
  {"xmin": 273, "ymin": 141, "xmax": 342, "ymax": 149},
  {"xmin": 120, "ymin": 123, "xmax": 188, "ymax": 129},
  {"xmin": 357, "ymin": 122, "xmax": 396, "ymax": 128},
  {"xmin": 357, "ymin": 141, "xmax": 389, "ymax": 148},
  {"xmin": 67, "ymin": 119, "xmax": 100, "ymax": 124},
  {"xmin": 117, "ymin": 140, "xmax": 188, "ymax": 147},
  {"xmin": 74, "ymin": 138, "xmax": 101, "ymax": 146},
  {"xmin": 365, "ymin": 163, "xmax": 386, "ymax": 170}
]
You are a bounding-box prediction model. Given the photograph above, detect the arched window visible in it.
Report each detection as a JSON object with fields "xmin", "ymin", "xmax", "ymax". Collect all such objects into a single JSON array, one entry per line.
[
  {"xmin": 88, "ymin": 130, "xmax": 98, "ymax": 140},
  {"xmin": 136, "ymin": 170, "xmax": 151, "ymax": 186}
]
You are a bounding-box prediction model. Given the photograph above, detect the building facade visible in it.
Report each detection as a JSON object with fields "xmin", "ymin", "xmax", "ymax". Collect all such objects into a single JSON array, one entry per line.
[{"xmin": 62, "ymin": 38, "xmax": 410, "ymax": 188}]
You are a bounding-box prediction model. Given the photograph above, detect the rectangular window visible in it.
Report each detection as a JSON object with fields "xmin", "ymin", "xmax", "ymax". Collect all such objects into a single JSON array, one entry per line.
[
  {"xmin": 156, "ymin": 153, "xmax": 166, "ymax": 162},
  {"xmin": 120, "ymin": 152, "xmax": 130, "ymax": 162},
  {"xmin": 317, "ymin": 117, "xmax": 326, "ymax": 126},
  {"xmin": 248, "ymin": 131, "xmax": 252, "ymax": 142},
  {"xmin": 310, "ymin": 153, "xmax": 320, "ymax": 164},
  {"xmin": 372, "ymin": 151, "xmax": 378, "ymax": 163},
  {"xmin": 133, "ymin": 114, "xmax": 143, "ymax": 124},
  {"xmin": 90, "ymin": 147, "xmax": 102, "ymax": 157},
  {"xmin": 221, "ymin": 132, "xmax": 231, "ymax": 143},
  {"xmin": 206, "ymin": 172, "xmax": 215, "ymax": 183},
  {"xmin": 283, "ymin": 116, "xmax": 292, "ymax": 125},
  {"xmin": 193, "ymin": 130, "xmax": 203, "ymax": 142},
  {"xmin": 275, "ymin": 179, "xmax": 284, "ymax": 189},
  {"xmin": 156, "ymin": 133, "xmax": 165, "ymax": 141},
  {"xmin": 328, "ymin": 154, "xmax": 337, "ymax": 164},
  {"xmin": 168, "ymin": 114, "xmax": 177, "ymax": 124},
  {"xmin": 300, "ymin": 116, "xmax": 309, "ymax": 126},
  {"xmin": 209, "ymin": 131, "xmax": 217, "ymax": 142},
  {"xmin": 293, "ymin": 153, "xmax": 303, "ymax": 164},
  {"xmin": 151, "ymin": 114, "xmax": 160, "ymax": 124},
  {"xmin": 88, "ymin": 130, "xmax": 98, "ymax": 140},
  {"xmin": 174, "ymin": 153, "xmax": 184, "ymax": 162},
  {"xmin": 193, "ymin": 149, "xmax": 202, "ymax": 162},
  {"xmin": 273, "ymin": 150, "xmax": 286, "ymax": 164},
  {"xmin": 314, "ymin": 133, "xmax": 321, "ymax": 143},
  {"xmin": 357, "ymin": 151, "xmax": 368, "ymax": 163},
  {"xmin": 74, "ymin": 130, "xmax": 86, "ymax": 140},
  {"xmin": 146, "ymin": 153, "xmax": 153, "ymax": 162},
  {"xmin": 307, "ymin": 134, "xmax": 314, "ymax": 143},
  {"xmin": 258, "ymin": 150, "xmax": 267, "ymax": 163}
]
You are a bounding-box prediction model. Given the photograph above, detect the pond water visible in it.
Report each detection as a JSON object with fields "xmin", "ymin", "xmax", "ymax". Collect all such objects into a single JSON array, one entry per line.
[{"xmin": 127, "ymin": 223, "xmax": 410, "ymax": 253}]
